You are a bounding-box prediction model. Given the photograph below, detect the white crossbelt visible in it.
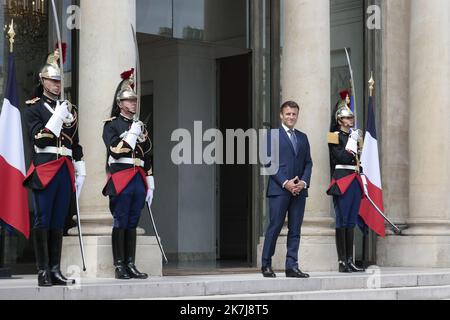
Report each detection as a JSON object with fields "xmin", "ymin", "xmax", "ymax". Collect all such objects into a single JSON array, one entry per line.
[
  {"xmin": 108, "ymin": 156, "xmax": 145, "ymax": 167},
  {"xmin": 335, "ymin": 165, "xmax": 359, "ymax": 171},
  {"xmin": 34, "ymin": 146, "xmax": 73, "ymax": 157}
]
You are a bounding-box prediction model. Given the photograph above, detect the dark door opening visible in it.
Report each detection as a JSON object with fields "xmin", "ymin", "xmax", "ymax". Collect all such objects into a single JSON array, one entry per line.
[{"xmin": 217, "ymin": 53, "xmax": 252, "ymax": 267}]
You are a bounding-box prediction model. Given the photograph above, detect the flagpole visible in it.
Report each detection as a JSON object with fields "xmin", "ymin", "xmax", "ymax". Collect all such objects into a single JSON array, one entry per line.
[
  {"xmin": 0, "ymin": 229, "xmax": 7, "ymax": 277},
  {"xmin": 0, "ymin": 227, "xmax": 12, "ymax": 278},
  {"xmin": 361, "ymin": 72, "xmax": 401, "ymax": 235}
]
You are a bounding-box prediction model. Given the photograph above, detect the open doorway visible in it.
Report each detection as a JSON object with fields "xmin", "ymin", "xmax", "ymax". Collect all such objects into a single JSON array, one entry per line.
[
  {"xmin": 216, "ymin": 53, "xmax": 252, "ymax": 268},
  {"xmin": 137, "ymin": 33, "xmax": 252, "ymax": 275},
  {"xmin": 136, "ymin": 0, "xmax": 256, "ymax": 275}
]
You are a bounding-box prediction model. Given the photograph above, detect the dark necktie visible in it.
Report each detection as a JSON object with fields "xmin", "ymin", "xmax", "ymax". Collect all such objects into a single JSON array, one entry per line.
[{"xmin": 289, "ymin": 129, "xmax": 297, "ymax": 154}]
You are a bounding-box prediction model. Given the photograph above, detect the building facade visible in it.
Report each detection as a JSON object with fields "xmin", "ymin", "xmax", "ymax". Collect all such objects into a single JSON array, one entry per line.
[{"xmin": 0, "ymin": 0, "xmax": 449, "ymax": 277}]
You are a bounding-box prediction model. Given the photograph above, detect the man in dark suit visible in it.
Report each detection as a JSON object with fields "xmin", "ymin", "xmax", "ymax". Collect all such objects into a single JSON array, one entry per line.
[{"xmin": 261, "ymin": 101, "xmax": 313, "ymax": 278}]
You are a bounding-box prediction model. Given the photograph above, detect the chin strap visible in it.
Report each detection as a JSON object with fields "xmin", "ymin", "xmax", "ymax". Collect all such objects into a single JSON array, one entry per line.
[
  {"xmin": 119, "ymin": 107, "xmax": 136, "ymax": 118},
  {"xmin": 42, "ymin": 83, "xmax": 60, "ymax": 101}
]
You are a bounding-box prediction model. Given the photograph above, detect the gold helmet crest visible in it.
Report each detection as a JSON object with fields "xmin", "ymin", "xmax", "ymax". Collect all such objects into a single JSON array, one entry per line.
[
  {"xmin": 39, "ymin": 48, "xmax": 62, "ymax": 81},
  {"xmin": 116, "ymin": 68, "xmax": 138, "ymax": 104}
]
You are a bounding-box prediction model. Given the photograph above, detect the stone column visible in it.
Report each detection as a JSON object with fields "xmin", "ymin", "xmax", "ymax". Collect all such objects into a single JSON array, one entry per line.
[
  {"xmin": 76, "ymin": 0, "xmax": 136, "ymax": 237},
  {"xmin": 377, "ymin": 0, "xmax": 411, "ymax": 261},
  {"xmin": 258, "ymin": 0, "xmax": 335, "ymax": 271},
  {"xmin": 378, "ymin": 0, "xmax": 450, "ymax": 267},
  {"xmin": 61, "ymin": 0, "xmax": 162, "ymax": 278},
  {"xmin": 380, "ymin": 0, "xmax": 410, "ymax": 227}
]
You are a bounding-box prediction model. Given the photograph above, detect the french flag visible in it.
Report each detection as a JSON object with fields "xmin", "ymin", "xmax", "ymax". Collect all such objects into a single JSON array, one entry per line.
[
  {"xmin": 349, "ymin": 95, "xmax": 357, "ymax": 128},
  {"xmin": 359, "ymin": 95, "xmax": 386, "ymax": 238},
  {"xmin": 0, "ymin": 54, "xmax": 30, "ymax": 239}
]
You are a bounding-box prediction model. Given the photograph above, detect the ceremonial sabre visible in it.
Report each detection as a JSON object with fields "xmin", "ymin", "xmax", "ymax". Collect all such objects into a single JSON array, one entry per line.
[
  {"xmin": 75, "ymin": 190, "xmax": 87, "ymax": 271},
  {"xmin": 50, "ymin": 0, "xmax": 65, "ymax": 101},
  {"xmin": 131, "ymin": 24, "xmax": 141, "ymax": 121},
  {"xmin": 344, "ymin": 48, "xmax": 357, "ymax": 128},
  {"xmin": 147, "ymin": 203, "xmax": 168, "ymax": 264},
  {"xmin": 51, "ymin": 0, "xmax": 86, "ymax": 270}
]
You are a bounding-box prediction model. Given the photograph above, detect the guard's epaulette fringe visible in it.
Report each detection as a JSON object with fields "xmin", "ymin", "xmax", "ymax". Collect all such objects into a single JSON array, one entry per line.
[
  {"xmin": 25, "ymin": 97, "xmax": 40, "ymax": 105},
  {"xmin": 327, "ymin": 131, "xmax": 340, "ymax": 145},
  {"xmin": 103, "ymin": 116, "xmax": 117, "ymax": 123}
]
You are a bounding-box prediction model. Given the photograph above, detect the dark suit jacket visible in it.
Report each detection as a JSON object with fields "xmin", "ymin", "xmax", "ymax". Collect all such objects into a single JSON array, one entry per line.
[{"xmin": 266, "ymin": 127, "xmax": 313, "ymax": 197}]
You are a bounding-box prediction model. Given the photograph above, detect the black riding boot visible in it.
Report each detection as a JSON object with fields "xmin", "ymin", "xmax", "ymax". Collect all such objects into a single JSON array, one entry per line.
[
  {"xmin": 48, "ymin": 230, "xmax": 75, "ymax": 286},
  {"xmin": 33, "ymin": 229, "xmax": 52, "ymax": 287},
  {"xmin": 345, "ymin": 228, "xmax": 365, "ymax": 272},
  {"xmin": 335, "ymin": 228, "xmax": 351, "ymax": 273},
  {"xmin": 125, "ymin": 229, "xmax": 148, "ymax": 279},
  {"xmin": 112, "ymin": 228, "xmax": 131, "ymax": 279}
]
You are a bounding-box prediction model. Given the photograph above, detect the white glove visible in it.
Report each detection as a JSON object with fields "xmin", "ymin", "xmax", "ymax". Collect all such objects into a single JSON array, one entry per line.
[
  {"xmin": 146, "ymin": 176, "xmax": 155, "ymax": 205},
  {"xmin": 130, "ymin": 121, "xmax": 143, "ymax": 136},
  {"xmin": 350, "ymin": 129, "xmax": 362, "ymax": 141},
  {"xmin": 45, "ymin": 101, "xmax": 69, "ymax": 137},
  {"xmin": 74, "ymin": 161, "xmax": 87, "ymax": 176},
  {"xmin": 74, "ymin": 161, "xmax": 87, "ymax": 199},
  {"xmin": 75, "ymin": 175, "xmax": 85, "ymax": 199},
  {"xmin": 124, "ymin": 121, "xmax": 143, "ymax": 150},
  {"xmin": 55, "ymin": 100, "xmax": 70, "ymax": 120},
  {"xmin": 345, "ymin": 135, "xmax": 358, "ymax": 154},
  {"xmin": 119, "ymin": 131, "xmax": 128, "ymax": 139}
]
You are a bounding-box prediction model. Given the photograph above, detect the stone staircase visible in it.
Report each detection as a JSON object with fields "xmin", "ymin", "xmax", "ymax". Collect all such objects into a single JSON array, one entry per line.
[{"xmin": 1, "ymin": 268, "xmax": 450, "ymax": 300}]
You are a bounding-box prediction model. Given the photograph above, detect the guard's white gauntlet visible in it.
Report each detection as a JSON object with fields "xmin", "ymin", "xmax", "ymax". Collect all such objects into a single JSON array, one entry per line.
[
  {"xmin": 124, "ymin": 121, "xmax": 143, "ymax": 150},
  {"xmin": 74, "ymin": 161, "xmax": 87, "ymax": 199},
  {"xmin": 45, "ymin": 100, "xmax": 70, "ymax": 137},
  {"xmin": 146, "ymin": 176, "xmax": 155, "ymax": 206}
]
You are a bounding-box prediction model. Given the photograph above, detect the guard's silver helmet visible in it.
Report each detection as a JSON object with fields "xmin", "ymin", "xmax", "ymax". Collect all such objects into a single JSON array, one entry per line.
[
  {"xmin": 116, "ymin": 68, "xmax": 138, "ymax": 104},
  {"xmin": 335, "ymin": 105, "xmax": 354, "ymax": 122},
  {"xmin": 116, "ymin": 88, "xmax": 138, "ymax": 102},
  {"xmin": 39, "ymin": 49, "xmax": 61, "ymax": 81}
]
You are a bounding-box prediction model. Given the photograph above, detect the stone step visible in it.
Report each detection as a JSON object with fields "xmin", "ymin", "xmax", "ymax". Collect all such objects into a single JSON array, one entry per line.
[
  {"xmin": 165, "ymin": 285, "xmax": 450, "ymax": 300},
  {"xmin": 1, "ymin": 268, "xmax": 450, "ymax": 300}
]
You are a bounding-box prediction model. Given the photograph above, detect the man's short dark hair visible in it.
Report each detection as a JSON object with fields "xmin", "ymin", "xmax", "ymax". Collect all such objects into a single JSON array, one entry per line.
[{"xmin": 280, "ymin": 101, "xmax": 300, "ymax": 112}]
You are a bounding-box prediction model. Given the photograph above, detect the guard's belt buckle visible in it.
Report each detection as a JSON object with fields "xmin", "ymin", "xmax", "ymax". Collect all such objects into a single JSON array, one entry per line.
[
  {"xmin": 134, "ymin": 158, "xmax": 142, "ymax": 167},
  {"xmin": 58, "ymin": 147, "xmax": 66, "ymax": 156}
]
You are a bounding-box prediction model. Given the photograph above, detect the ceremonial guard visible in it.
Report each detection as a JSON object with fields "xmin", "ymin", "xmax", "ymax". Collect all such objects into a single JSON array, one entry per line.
[
  {"xmin": 102, "ymin": 69, "xmax": 154, "ymax": 280},
  {"xmin": 23, "ymin": 49, "xmax": 86, "ymax": 286},
  {"xmin": 327, "ymin": 93, "xmax": 365, "ymax": 273}
]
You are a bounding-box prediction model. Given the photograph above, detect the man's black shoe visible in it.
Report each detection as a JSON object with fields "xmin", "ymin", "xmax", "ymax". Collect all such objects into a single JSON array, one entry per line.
[
  {"xmin": 261, "ymin": 266, "xmax": 276, "ymax": 278},
  {"xmin": 285, "ymin": 267, "xmax": 310, "ymax": 278}
]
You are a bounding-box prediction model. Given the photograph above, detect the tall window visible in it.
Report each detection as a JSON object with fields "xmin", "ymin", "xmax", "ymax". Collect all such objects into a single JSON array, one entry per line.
[{"xmin": 137, "ymin": 0, "xmax": 247, "ymax": 47}]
